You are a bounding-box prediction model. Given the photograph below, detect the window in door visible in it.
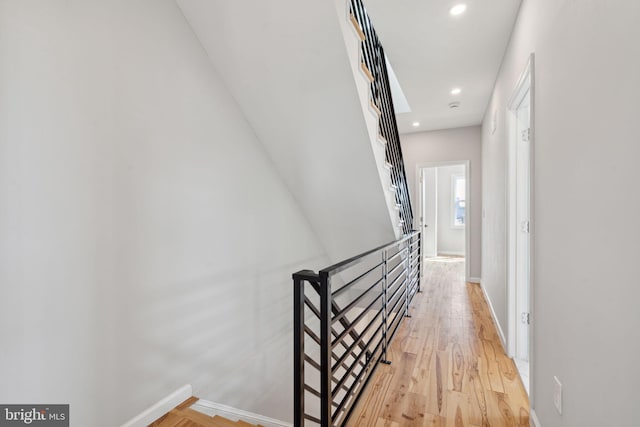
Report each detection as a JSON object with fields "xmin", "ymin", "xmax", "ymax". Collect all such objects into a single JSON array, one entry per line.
[{"xmin": 452, "ymin": 174, "xmax": 465, "ymax": 228}]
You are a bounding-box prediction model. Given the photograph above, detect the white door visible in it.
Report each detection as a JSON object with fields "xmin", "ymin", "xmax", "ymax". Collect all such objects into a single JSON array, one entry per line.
[
  {"xmin": 515, "ymin": 90, "xmax": 531, "ymax": 361},
  {"xmin": 421, "ymin": 168, "xmax": 437, "ymax": 257}
]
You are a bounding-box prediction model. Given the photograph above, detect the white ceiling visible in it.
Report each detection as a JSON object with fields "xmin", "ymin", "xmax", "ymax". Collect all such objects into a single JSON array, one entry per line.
[{"xmin": 363, "ymin": 0, "xmax": 522, "ymax": 133}]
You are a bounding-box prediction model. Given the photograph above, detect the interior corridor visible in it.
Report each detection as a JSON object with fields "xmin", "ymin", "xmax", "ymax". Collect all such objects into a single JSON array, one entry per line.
[{"xmin": 348, "ymin": 258, "xmax": 529, "ymax": 426}]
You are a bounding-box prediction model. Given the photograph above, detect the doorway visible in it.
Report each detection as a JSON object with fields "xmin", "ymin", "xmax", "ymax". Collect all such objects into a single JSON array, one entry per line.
[
  {"xmin": 507, "ymin": 54, "xmax": 534, "ymax": 394},
  {"xmin": 417, "ymin": 161, "xmax": 470, "ymax": 281}
]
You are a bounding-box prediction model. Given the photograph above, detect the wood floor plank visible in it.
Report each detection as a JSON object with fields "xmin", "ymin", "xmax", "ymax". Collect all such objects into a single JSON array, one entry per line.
[
  {"xmin": 149, "ymin": 412, "xmax": 185, "ymax": 427},
  {"xmin": 347, "ymin": 258, "xmax": 529, "ymax": 427},
  {"xmin": 211, "ymin": 415, "xmax": 240, "ymax": 427},
  {"xmin": 403, "ymin": 392, "xmax": 428, "ymax": 426},
  {"xmin": 373, "ymin": 417, "xmax": 400, "ymax": 427},
  {"xmin": 380, "ymin": 351, "xmax": 418, "ymax": 422},
  {"xmin": 174, "ymin": 419, "xmax": 206, "ymax": 427},
  {"xmin": 150, "ymin": 403, "xmax": 262, "ymax": 427},
  {"xmin": 480, "ymin": 339, "xmax": 505, "ymax": 393},
  {"xmin": 450, "ymin": 342, "xmax": 465, "ymax": 392},
  {"xmin": 350, "ymin": 370, "xmax": 394, "ymax": 427},
  {"xmin": 444, "ymin": 391, "xmax": 469, "ymax": 427}
]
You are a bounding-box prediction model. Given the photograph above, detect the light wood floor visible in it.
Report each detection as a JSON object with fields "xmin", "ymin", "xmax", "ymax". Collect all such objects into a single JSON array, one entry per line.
[
  {"xmin": 149, "ymin": 397, "xmax": 261, "ymax": 427},
  {"xmin": 347, "ymin": 258, "xmax": 529, "ymax": 427}
]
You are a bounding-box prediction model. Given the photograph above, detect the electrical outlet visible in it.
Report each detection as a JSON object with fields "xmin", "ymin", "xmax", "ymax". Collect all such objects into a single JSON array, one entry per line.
[{"xmin": 553, "ymin": 376, "xmax": 562, "ymax": 414}]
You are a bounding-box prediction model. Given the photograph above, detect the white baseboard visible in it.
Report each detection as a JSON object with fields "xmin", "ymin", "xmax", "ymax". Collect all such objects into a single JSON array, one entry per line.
[
  {"xmin": 437, "ymin": 251, "xmax": 465, "ymax": 257},
  {"xmin": 192, "ymin": 399, "xmax": 292, "ymax": 427},
  {"xmin": 120, "ymin": 384, "xmax": 192, "ymax": 427},
  {"xmin": 479, "ymin": 283, "xmax": 507, "ymax": 352},
  {"xmin": 530, "ymin": 408, "xmax": 542, "ymax": 427},
  {"xmin": 468, "ymin": 277, "xmax": 481, "ymax": 284}
]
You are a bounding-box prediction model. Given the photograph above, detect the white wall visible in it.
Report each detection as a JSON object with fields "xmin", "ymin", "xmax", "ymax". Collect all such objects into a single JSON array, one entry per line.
[
  {"xmin": 177, "ymin": 0, "xmax": 397, "ymax": 262},
  {"xmin": 0, "ymin": 1, "xmax": 328, "ymax": 425},
  {"xmin": 437, "ymin": 165, "xmax": 465, "ymax": 256},
  {"xmin": 481, "ymin": 0, "xmax": 640, "ymax": 425},
  {"xmin": 401, "ymin": 126, "xmax": 482, "ymax": 278}
]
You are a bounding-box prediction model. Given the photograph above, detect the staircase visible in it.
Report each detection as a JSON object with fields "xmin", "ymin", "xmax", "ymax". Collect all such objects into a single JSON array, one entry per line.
[
  {"xmin": 172, "ymin": 2, "xmax": 417, "ymax": 426},
  {"xmin": 334, "ymin": 0, "xmax": 414, "ymax": 238},
  {"xmin": 150, "ymin": 397, "xmax": 263, "ymax": 427},
  {"xmin": 176, "ymin": 0, "xmax": 402, "ymax": 262}
]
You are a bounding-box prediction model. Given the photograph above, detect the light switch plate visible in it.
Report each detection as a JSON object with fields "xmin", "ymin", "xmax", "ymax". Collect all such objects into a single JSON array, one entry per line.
[
  {"xmin": 491, "ymin": 109, "xmax": 497, "ymax": 134},
  {"xmin": 553, "ymin": 376, "xmax": 562, "ymax": 414}
]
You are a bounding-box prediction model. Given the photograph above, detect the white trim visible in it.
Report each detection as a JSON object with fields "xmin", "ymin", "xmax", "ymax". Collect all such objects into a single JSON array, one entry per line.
[
  {"xmin": 530, "ymin": 409, "xmax": 542, "ymax": 427},
  {"xmin": 468, "ymin": 277, "xmax": 481, "ymax": 284},
  {"xmin": 367, "ymin": 97, "xmax": 380, "ymax": 118},
  {"xmin": 479, "ymin": 283, "xmax": 507, "ymax": 351},
  {"xmin": 120, "ymin": 384, "xmax": 192, "ymax": 427},
  {"xmin": 506, "ymin": 55, "xmax": 535, "ymax": 409},
  {"xmin": 437, "ymin": 251, "xmax": 465, "ymax": 257},
  {"xmin": 191, "ymin": 399, "xmax": 292, "ymax": 427},
  {"xmin": 506, "ymin": 53, "xmax": 535, "ymax": 358}
]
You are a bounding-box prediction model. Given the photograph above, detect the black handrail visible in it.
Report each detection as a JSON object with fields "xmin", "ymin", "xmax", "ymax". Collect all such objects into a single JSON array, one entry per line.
[
  {"xmin": 349, "ymin": 0, "xmax": 414, "ymax": 234},
  {"xmin": 293, "ymin": 231, "xmax": 421, "ymax": 427}
]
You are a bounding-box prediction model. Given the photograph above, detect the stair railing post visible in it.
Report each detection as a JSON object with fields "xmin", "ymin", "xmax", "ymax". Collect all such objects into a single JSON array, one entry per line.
[
  {"xmin": 417, "ymin": 232, "xmax": 422, "ymax": 292},
  {"xmin": 293, "ymin": 274, "xmax": 305, "ymax": 427},
  {"xmin": 319, "ymin": 271, "xmax": 332, "ymax": 427},
  {"xmin": 381, "ymin": 249, "xmax": 391, "ymax": 365},
  {"xmin": 405, "ymin": 236, "xmax": 411, "ymax": 318}
]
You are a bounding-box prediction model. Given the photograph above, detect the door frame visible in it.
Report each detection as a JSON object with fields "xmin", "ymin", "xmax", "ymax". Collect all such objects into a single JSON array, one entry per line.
[
  {"xmin": 506, "ymin": 53, "xmax": 535, "ymax": 386},
  {"xmin": 415, "ymin": 160, "xmax": 471, "ymax": 282}
]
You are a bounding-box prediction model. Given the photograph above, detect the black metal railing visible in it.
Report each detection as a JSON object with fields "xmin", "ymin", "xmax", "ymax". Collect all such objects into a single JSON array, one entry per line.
[
  {"xmin": 293, "ymin": 231, "xmax": 421, "ymax": 427},
  {"xmin": 349, "ymin": 0, "xmax": 414, "ymax": 234}
]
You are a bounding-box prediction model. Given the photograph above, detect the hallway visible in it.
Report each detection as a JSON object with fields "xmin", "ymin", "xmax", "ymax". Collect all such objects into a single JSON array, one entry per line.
[{"xmin": 348, "ymin": 258, "xmax": 529, "ymax": 426}]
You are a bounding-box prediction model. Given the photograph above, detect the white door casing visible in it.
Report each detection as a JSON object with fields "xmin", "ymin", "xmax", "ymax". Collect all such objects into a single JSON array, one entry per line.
[
  {"xmin": 507, "ymin": 54, "xmax": 535, "ymax": 397},
  {"xmin": 416, "ymin": 161, "xmax": 471, "ymax": 282},
  {"xmin": 515, "ymin": 90, "xmax": 531, "ymax": 361}
]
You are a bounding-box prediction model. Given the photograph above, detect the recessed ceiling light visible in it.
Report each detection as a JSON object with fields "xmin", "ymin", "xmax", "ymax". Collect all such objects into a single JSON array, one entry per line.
[
  {"xmin": 451, "ymin": 87, "xmax": 462, "ymax": 95},
  {"xmin": 412, "ymin": 122, "xmax": 420, "ymax": 127},
  {"xmin": 450, "ymin": 4, "xmax": 467, "ymax": 15}
]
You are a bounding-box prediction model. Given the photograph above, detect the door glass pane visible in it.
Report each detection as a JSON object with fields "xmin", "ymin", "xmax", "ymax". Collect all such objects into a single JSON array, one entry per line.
[{"xmin": 452, "ymin": 175, "xmax": 465, "ymax": 227}]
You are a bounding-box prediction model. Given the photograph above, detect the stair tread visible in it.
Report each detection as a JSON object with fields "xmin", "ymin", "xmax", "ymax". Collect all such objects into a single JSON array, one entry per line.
[
  {"xmin": 349, "ymin": 14, "xmax": 366, "ymax": 41},
  {"xmin": 176, "ymin": 397, "xmax": 200, "ymax": 410},
  {"xmin": 236, "ymin": 420, "xmax": 263, "ymax": 427},
  {"xmin": 149, "ymin": 412, "xmax": 185, "ymax": 427},
  {"xmin": 361, "ymin": 62, "xmax": 374, "ymax": 83},
  {"xmin": 369, "ymin": 99, "xmax": 381, "ymax": 115},
  {"xmin": 212, "ymin": 415, "xmax": 241, "ymax": 427},
  {"xmin": 174, "ymin": 418, "xmax": 208, "ymax": 427},
  {"xmin": 180, "ymin": 409, "xmax": 225, "ymax": 427}
]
